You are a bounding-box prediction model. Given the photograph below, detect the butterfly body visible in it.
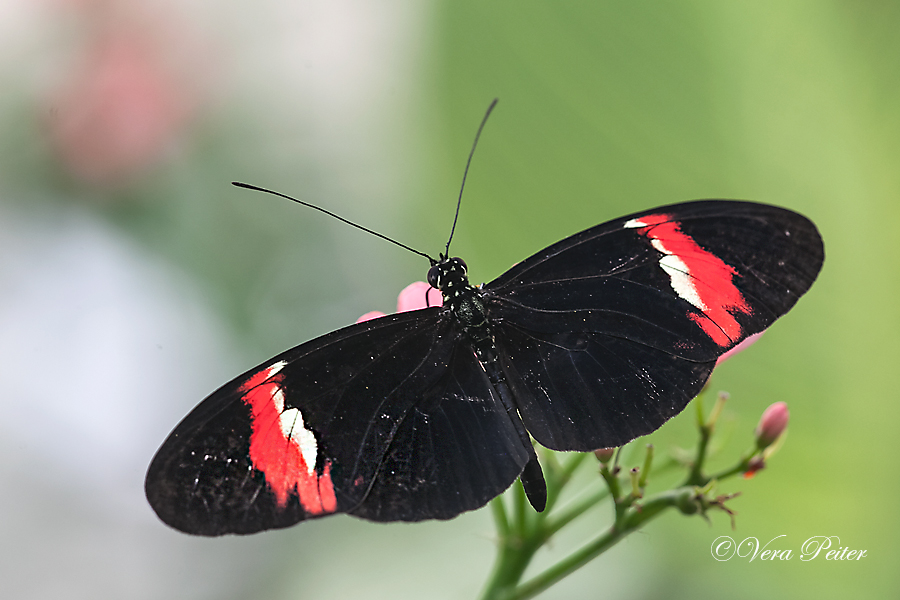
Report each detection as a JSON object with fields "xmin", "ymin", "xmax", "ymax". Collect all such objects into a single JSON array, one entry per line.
[
  {"xmin": 428, "ymin": 256, "xmax": 549, "ymax": 510},
  {"xmin": 146, "ymin": 199, "xmax": 823, "ymax": 535}
]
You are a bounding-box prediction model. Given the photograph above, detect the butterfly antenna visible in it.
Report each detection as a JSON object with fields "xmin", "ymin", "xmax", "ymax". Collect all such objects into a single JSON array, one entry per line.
[
  {"xmin": 444, "ymin": 98, "xmax": 498, "ymax": 258},
  {"xmin": 232, "ymin": 182, "xmax": 437, "ymax": 264}
]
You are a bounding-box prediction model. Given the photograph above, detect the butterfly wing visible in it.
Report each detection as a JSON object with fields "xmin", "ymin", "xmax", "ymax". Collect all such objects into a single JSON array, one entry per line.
[
  {"xmin": 484, "ymin": 200, "xmax": 824, "ymax": 451},
  {"xmin": 146, "ymin": 310, "xmax": 531, "ymax": 535}
]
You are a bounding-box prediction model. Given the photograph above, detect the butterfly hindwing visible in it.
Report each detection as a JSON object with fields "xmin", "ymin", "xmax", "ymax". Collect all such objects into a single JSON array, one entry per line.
[
  {"xmin": 349, "ymin": 335, "xmax": 530, "ymax": 521},
  {"xmin": 496, "ymin": 327, "xmax": 716, "ymax": 451},
  {"xmin": 146, "ymin": 310, "xmax": 530, "ymax": 535},
  {"xmin": 485, "ymin": 200, "xmax": 824, "ymax": 451}
]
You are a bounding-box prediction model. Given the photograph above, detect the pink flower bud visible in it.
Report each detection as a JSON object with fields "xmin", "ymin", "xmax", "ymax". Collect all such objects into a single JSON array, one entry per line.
[
  {"xmin": 755, "ymin": 401, "xmax": 789, "ymax": 449},
  {"xmin": 743, "ymin": 456, "xmax": 766, "ymax": 479},
  {"xmin": 593, "ymin": 447, "xmax": 616, "ymax": 463}
]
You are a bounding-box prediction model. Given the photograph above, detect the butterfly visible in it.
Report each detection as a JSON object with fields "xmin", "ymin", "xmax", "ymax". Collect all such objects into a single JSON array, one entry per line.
[{"xmin": 146, "ymin": 195, "xmax": 824, "ymax": 535}]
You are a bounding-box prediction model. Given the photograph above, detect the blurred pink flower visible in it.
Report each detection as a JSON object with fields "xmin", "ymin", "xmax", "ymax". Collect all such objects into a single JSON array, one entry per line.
[
  {"xmin": 715, "ymin": 332, "xmax": 764, "ymax": 367},
  {"xmin": 356, "ymin": 282, "xmax": 442, "ymax": 323},
  {"xmin": 356, "ymin": 310, "xmax": 388, "ymax": 324},
  {"xmin": 44, "ymin": 3, "xmax": 205, "ymax": 186},
  {"xmin": 755, "ymin": 401, "xmax": 789, "ymax": 449}
]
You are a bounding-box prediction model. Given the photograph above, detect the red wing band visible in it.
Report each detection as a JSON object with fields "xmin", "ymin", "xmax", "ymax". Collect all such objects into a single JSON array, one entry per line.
[
  {"xmin": 625, "ymin": 214, "xmax": 752, "ymax": 347},
  {"xmin": 240, "ymin": 361, "xmax": 338, "ymax": 515}
]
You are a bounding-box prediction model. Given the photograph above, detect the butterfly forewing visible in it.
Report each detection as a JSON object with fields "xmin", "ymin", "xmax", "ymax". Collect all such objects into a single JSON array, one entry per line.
[
  {"xmin": 485, "ymin": 200, "xmax": 824, "ymax": 451},
  {"xmin": 146, "ymin": 309, "xmax": 530, "ymax": 535}
]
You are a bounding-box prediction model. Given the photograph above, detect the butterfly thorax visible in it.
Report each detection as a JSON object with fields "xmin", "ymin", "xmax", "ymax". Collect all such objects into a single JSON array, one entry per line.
[{"xmin": 428, "ymin": 256, "xmax": 495, "ymax": 359}]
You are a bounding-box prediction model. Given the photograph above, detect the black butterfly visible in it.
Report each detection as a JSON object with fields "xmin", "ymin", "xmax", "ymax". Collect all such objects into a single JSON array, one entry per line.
[{"xmin": 146, "ymin": 195, "xmax": 823, "ymax": 535}]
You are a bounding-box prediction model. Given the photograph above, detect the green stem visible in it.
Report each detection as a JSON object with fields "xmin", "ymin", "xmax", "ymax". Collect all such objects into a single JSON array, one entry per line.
[
  {"xmin": 707, "ymin": 451, "xmax": 754, "ymax": 482},
  {"xmin": 479, "ymin": 535, "xmax": 542, "ymax": 600},
  {"xmin": 480, "ymin": 492, "xmax": 543, "ymax": 600},
  {"xmin": 544, "ymin": 486, "xmax": 609, "ymax": 536},
  {"xmin": 638, "ymin": 444, "xmax": 654, "ymax": 488},
  {"xmin": 505, "ymin": 489, "xmax": 685, "ymax": 600},
  {"xmin": 560, "ymin": 451, "xmax": 589, "ymax": 480},
  {"xmin": 684, "ymin": 424, "xmax": 712, "ymax": 486},
  {"xmin": 481, "ymin": 452, "xmax": 593, "ymax": 600},
  {"xmin": 543, "ymin": 451, "xmax": 588, "ymax": 513},
  {"xmin": 513, "ymin": 480, "xmax": 527, "ymax": 534},
  {"xmin": 490, "ymin": 496, "xmax": 510, "ymax": 539},
  {"xmin": 599, "ymin": 464, "xmax": 621, "ymax": 500}
]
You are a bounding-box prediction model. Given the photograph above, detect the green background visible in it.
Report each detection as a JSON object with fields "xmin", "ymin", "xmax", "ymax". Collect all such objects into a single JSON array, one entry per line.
[
  {"xmin": 1, "ymin": 1, "xmax": 895, "ymax": 598},
  {"xmin": 423, "ymin": 3, "xmax": 896, "ymax": 596}
]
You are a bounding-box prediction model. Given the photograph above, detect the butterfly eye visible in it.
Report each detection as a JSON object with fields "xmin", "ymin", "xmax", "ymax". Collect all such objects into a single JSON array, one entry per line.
[{"xmin": 427, "ymin": 264, "xmax": 440, "ymax": 288}]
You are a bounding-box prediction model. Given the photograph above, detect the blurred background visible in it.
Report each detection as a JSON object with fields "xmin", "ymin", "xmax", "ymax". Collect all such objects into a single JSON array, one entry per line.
[{"xmin": 1, "ymin": 1, "xmax": 896, "ymax": 598}]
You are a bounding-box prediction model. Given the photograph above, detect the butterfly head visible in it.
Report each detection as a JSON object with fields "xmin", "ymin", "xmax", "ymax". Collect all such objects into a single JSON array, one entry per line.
[{"xmin": 427, "ymin": 256, "xmax": 469, "ymax": 295}]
